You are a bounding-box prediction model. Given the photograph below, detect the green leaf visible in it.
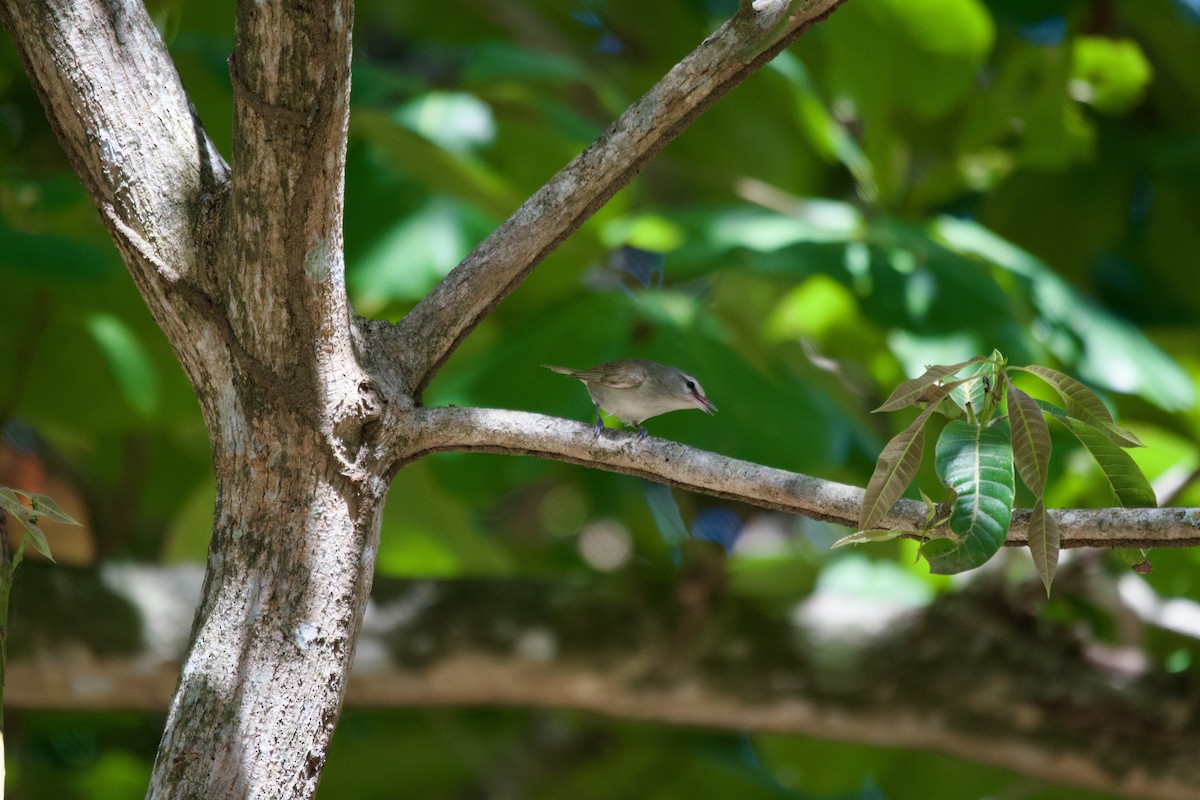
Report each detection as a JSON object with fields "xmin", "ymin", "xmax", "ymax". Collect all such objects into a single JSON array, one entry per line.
[
  {"xmin": 918, "ymin": 487, "xmax": 943, "ymax": 528},
  {"xmin": 1027, "ymin": 500, "xmax": 1060, "ymax": 595},
  {"xmin": 1071, "ymin": 37, "xmax": 1154, "ymax": 115},
  {"xmin": 0, "ymin": 222, "xmax": 115, "ymax": 282},
  {"xmin": 823, "ymin": 0, "xmax": 994, "ymax": 121},
  {"xmin": 1115, "ymin": 547, "xmax": 1152, "ymax": 574},
  {"xmin": 463, "ymin": 41, "xmax": 591, "ymax": 85},
  {"xmin": 20, "ymin": 490, "xmax": 81, "ymax": 525},
  {"xmin": 21, "ymin": 520, "xmax": 55, "ymax": 562},
  {"xmin": 351, "ymin": 109, "xmax": 520, "ymax": 218},
  {"xmin": 1006, "ymin": 382, "xmax": 1051, "ymax": 496},
  {"xmin": 1039, "ymin": 403, "xmax": 1157, "ymax": 508},
  {"xmin": 644, "ymin": 483, "xmax": 688, "ymax": 548},
  {"xmin": 706, "ymin": 205, "xmax": 861, "ymax": 253},
  {"xmin": 0, "ymin": 488, "xmax": 73, "ymax": 562},
  {"xmin": 947, "ymin": 361, "xmax": 995, "ymax": 419},
  {"xmin": 86, "ymin": 312, "xmax": 159, "ymax": 419},
  {"xmin": 922, "ymin": 420, "xmax": 1015, "ymax": 574},
  {"xmin": 874, "ymin": 356, "xmax": 987, "ymax": 412},
  {"xmin": 831, "ymin": 529, "xmax": 905, "ymax": 548},
  {"xmin": 1014, "ymin": 364, "xmax": 1143, "ymax": 448},
  {"xmin": 0, "ymin": 487, "xmax": 25, "ymax": 519},
  {"xmin": 393, "ymin": 91, "xmax": 496, "ymax": 154},
  {"xmin": 768, "ymin": 52, "xmax": 877, "ymax": 201},
  {"xmin": 860, "ymin": 381, "xmax": 962, "ymax": 531},
  {"xmin": 934, "ymin": 217, "xmax": 1195, "ymax": 413},
  {"xmin": 349, "ymin": 197, "xmax": 496, "ymax": 312}
]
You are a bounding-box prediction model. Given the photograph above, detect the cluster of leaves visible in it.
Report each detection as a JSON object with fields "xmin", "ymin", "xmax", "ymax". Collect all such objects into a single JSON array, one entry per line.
[
  {"xmin": 3, "ymin": 0, "xmax": 1196, "ymax": 573},
  {"xmin": 0, "ymin": 487, "xmax": 75, "ymax": 564},
  {"xmin": 0, "ymin": 487, "xmax": 76, "ymax": 728},
  {"xmin": 849, "ymin": 352, "xmax": 1155, "ymax": 591}
]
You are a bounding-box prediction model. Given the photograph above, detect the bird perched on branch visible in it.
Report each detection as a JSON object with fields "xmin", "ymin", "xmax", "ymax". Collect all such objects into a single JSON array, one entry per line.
[{"xmin": 543, "ymin": 358, "xmax": 717, "ymax": 440}]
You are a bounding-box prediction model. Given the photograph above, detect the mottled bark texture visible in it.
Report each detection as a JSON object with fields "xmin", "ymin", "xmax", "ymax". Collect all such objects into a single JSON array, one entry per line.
[
  {"xmin": 0, "ymin": 0, "xmax": 382, "ymax": 796},
  {"xmin": 2, "ymin": 0, "xmax": 1198, "ymax": 798}
]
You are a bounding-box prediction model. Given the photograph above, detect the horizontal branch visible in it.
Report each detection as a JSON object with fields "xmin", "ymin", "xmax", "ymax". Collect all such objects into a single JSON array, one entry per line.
[
  {"xmin": 403, "ymin": 407, "xmax": 1200, "ymax": 549},
  {"xmin": 394, "ymin": 0, "xmax": 847, "ymax": 395},
  {"xmin": 11, "ymin": 564, "xmax": 1200, "ymax": 800}
]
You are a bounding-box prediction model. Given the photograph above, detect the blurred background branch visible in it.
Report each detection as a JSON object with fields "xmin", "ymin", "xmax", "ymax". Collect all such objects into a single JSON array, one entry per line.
[{"xmin": 7, "ymin": 561, "xmax": 1199, "ymax": 799}]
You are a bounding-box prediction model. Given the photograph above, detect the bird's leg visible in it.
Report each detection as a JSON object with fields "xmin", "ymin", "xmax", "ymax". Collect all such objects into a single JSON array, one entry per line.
[
  {"xmin": 592, "ymin": 405, "xmax": 604, "ymax": 439},
  {"xmin": 637, "ymin": 426, "xmax": 648, "ymax": 442}
]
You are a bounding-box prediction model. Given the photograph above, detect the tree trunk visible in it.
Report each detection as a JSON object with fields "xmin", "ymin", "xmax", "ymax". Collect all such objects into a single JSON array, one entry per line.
[
  {"xmin": 149, "ymin": 430, "xmax": 385, "ymax": 796},
  {"xmin": 4, "ymin": 0, "xmax": 1198, "ymax": 798},
  {"xmin": 0, "ymin": 0, "xmax": 383, "ymax": 794}
]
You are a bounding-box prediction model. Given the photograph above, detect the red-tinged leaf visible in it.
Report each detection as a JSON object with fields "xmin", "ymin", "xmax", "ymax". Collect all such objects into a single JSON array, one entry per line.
[
  {"xmin": 860, "ymin": 423, "xmax": 925, "ymax": 533},
  {"xmin": 874, "ymin": 356, "xmax": 989, "ymax": 412},
  {"xmin": 1027, "ymin": 500, "xmax": 1060, "ymax": 595},
  {"xmin": 1014, "ymin": 365, "xmax": 1143, "ymax": 448},
  {"xmin": 1006, "ymin": 382, "xmax": 1051, "ymax": 496},
  {"xmin": 1039, "ymin": 404, "xmax": 1157, "ymax": 508},
  {"xmin": 860, "ymin": 384, "xmax": 957, "ymax": 530}
]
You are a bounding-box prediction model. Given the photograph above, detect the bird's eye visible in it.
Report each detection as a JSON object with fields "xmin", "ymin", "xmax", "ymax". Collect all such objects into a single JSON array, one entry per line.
[{"xmin": 686, "ymin": 380, "xmax": 696, "ymax": 391}]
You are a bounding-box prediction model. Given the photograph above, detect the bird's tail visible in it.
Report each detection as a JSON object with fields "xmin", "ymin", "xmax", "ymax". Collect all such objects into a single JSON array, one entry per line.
[{"xmin": 541, "ymin": 364, "xmax": 578, "ymax": 376}]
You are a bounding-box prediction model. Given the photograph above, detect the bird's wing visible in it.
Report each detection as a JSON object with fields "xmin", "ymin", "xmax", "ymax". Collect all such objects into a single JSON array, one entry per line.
[
  {"xmin": 542, "ymin": 361, "xmax": 646, "ymax": 388},
  {"xmin": 581, "ymin": 360, "xmax": 645, "ymax": 389}
]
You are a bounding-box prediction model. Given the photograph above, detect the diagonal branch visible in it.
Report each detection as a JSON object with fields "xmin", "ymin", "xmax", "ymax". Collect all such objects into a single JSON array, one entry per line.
[
  {"xmin": 404, "ymin": 407, "xmax": 1200, "ymax": 549},
  {"xmin": 0, "ymin": 0, "xmax": 242, "ymax": 434},
  {"xmin": 394, "ymin": 0, "xmax": 849, "ymax": 396},
  {"xmin": 0, "ymin": 0, "xmax": 229, "ymax": 296}
]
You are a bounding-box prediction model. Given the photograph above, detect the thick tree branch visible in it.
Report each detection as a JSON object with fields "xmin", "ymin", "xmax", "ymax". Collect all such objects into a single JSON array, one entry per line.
[
  {"xmin": 0, "ymin": 0, "xmax": 228, "ymax": 278},
  {"xmin": 225, "ymin": 0, "xmax": 355, "ymax": 362},
  {"xmin": 393, "ymin": 0, "xmax": 848, "ymax": 396},
  {"xmin": 223, "ymin": 0, "xmax": 383, "ymax": 479},
  {"xmin": 11, "ymin": 564, "xmax": 1200, "ymax": 800},
  {"xmin": 0, "ymin": 0, "xmax": 231, "ymax": 395},
  {"xmin": 138, "ymin": 3, "xmax": 386, "ymax": 798},
  {"xmin": 403, "ymin": 407, "xmax": 1200, "ymax": 548},
  {"xmin": 227, "ymin": 0, "xmax": 359, "ymax": 382}
]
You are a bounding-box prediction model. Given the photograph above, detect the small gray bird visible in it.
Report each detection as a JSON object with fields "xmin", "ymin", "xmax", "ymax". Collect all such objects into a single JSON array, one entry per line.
[{"xmin": 543, "ymin": 358, "xmax": 717, "ymax": 440}]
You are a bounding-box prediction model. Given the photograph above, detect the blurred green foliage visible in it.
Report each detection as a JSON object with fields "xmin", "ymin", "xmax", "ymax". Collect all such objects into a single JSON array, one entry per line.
[{"xmin": 3, "ymin": 0, "xmax": 1200, "ymax": 796}]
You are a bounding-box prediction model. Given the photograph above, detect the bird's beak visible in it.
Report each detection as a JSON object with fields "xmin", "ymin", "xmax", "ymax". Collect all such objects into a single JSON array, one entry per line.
[{"xmin": 691, "ymin": 393, "xmax": 717, "ymax": 415}]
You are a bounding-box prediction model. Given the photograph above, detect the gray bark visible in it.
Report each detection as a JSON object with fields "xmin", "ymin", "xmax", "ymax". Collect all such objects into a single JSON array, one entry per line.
[
  {"xmin": 390, "ymin": 0, "xmax": 850, "ymax": 395},
  {"xmin": 405, "ymin": 408, "xmax": 1200, "ymax": 548},
  {"xmin": 2, "ymin": 0, "xmax": 1197, "ymax": 798},
  {"xmin": 0, "ymin": 0, "xmax": 855, "ymax": 796},
  {"xmin": 0, "ymin": 0, "xmax": 379, "ymax": 796}
]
